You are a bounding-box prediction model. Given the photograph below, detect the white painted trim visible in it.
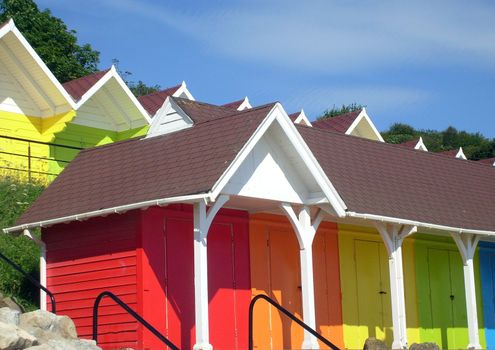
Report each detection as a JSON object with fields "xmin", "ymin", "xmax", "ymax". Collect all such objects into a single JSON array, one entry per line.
[
  {"xmin": 236, "ymin": 96, "xmax": 252, "ymax": 111},
  {"xmin": 281, "ymin": 204, "xmax": 324, "ymax": 349},
  {"xmin": 145, "ymin": 96, "xmax": 194, "ymax": 137},
  {"xmin": 3, "ymin": 193, "xmax": 209, "ymax": 234},
  {"xmin": 294, "ymin": 109, "xmax": 312, "ymax": 127},
  {"xmin": 345, "ymin": 108, "xmax": 385, "ymax": 142},
  {"xmin": 210, "ymin": 103, "xmax": 347, "ymax": 217},
  {"xmin": 414, "ymin": 137, "xmax": 428, "ymax": 151},
  {"xmin": 174, "ymin": 81, "xmax": 195, "ymax": 101},
  {"xmin": 23, "ymin": 229, "xmax": 47, "ymax": 310},
  {"xmin": 347, "ymin": 211, "xmax": 495, "ymax": 236},
  {"xmin": 451, "ymin": 232, "xmax": 482, "ymax": 349},
  {"xmin": 192, "ymin": 195, "xmax": 228, "ymax": 350},
  {"xmin": 74, "ymin": 66, "xmax": 151, "ymax": 126},
  {"xmin": 375, "ymin": 223, "xmax": 416, "ymax": 349},
  {"xmin": 0, "ymin": 19, "xmax": 76, "ymax": 109},
  {"xmin": 456, "ymin": 147, "xmax": 467, "ymax": 160}
]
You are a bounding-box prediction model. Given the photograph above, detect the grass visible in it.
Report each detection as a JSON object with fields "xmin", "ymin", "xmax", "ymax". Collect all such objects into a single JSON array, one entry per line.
[{"xmin": 0, "ymin": 174, "xmax": 45, "ymax": 310}]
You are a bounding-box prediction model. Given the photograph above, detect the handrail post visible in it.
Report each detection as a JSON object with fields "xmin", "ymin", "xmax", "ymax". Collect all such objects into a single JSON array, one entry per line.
[
  {"xmin": 0, "ymin": 251, "xmax": 56, "ymax": 313},
  {"xmin": 92, "ymin": 291, "xmax": 179, "ymax": 350},
  {"xmin": 27, "ymin": 142, "xmax": 31, "ymax": 182},
  {"xmin": 249, "ymin": 294, "xmax": 340, "ymax": 350}
]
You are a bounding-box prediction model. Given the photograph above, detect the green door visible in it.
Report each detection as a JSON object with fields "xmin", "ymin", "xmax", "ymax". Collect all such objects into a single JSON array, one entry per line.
[
  {"xmin": 355, "ymin": 240, "xmax": 393, "ymax": 343},
  {"xmin": 425, "ymin": 248, "xmax": 468, "ymax": 349}
]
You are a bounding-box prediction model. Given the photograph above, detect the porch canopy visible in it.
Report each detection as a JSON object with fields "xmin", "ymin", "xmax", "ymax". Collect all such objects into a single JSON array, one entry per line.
[{"xmin": 5, "ymin": 97, "xmax": 495, "ymax": 350}]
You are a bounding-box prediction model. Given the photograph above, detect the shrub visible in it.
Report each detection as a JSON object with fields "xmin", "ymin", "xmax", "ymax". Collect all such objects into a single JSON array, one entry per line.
[{"xmin": 0, "ymin": 175, "xmax": 45, "ymax": 310}]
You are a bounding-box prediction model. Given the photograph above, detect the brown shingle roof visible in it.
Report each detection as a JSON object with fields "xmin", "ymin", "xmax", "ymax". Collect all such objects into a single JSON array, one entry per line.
[
  {"xmin": 174, "ymin": 97, "xmax": 236, "ymax": 123},
  {"xmin": 63, "ymin": 69, "xmax": 110, "ymax": 101},
  {"xmin": 298, "ymin": 125, "xmax": 495, "ymax": 232},
  {"xmin": 15, "ymin": 103, "xmax": 276, "ymax": 226},
  {"xmin": 439, "ymin": 148, "xmax": 461, "ymax": 158},
  {"xmin": 223, "ymin": 99, "xmax": 245, "ymax": 109},
  {"xmin": 138, "ymin": 84, "xmax": 182, "ymax": 115},
  {"xmin": 479, "ymin": 157, "xmax": 495, "ymax": 165},
  {"xmin": 311, "ymin": 109, "xmax": 362, "ymax": 133},
  {"xmin": 288, "ymin": 112, "xmax": 300, "ymax": 122},
  {"xmin": 398, "ymin": 138, "xmax": 421, "ymax": 149}
]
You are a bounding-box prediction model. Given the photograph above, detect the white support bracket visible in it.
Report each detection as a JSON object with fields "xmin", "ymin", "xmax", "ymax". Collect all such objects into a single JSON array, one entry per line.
[
  {"xmin": 282, "ymin": 203, "xmax": 326, "ymax": 350},
  {"xmin": 375, "ymin": 223, "xmax": 417, "ymax": 350},
  {"xmin": 23, "ymin": 229, "xmax": 47, "ymax": 311},
  {"xmin": 451, "ymin": 232, "xmax": 482, "ymax": 350},
  {"xmin": 193, "ymin": 195, "xmax": 229, "ymax": 350}
]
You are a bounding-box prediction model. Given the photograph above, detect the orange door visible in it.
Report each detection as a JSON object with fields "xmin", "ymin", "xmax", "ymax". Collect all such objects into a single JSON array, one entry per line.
[{"xmin": 249, "ymin": 213, "xmax": 344, "ymax": 350}]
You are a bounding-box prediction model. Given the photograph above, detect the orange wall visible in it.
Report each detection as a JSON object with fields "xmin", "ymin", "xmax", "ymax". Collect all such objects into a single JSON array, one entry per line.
[{"xmin": 249, "ymin": 213, "xmax": 344, "ymax": 349}]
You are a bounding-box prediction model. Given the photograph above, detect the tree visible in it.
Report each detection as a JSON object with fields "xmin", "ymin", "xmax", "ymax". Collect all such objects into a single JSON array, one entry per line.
[
  {"xmin": 382, "ymin": 122, "xmax": 495, "ymax": 160},
  {"xmin": 112, "ymin": 59, "xmax": 160, "ymax": 97},
  {"xmin": 318, "ymin": 103, "xmax": 364, "ymax": 120},
  {"xmin": 0, "ymin": 0, "xmax": 100, "ymax": 82}
]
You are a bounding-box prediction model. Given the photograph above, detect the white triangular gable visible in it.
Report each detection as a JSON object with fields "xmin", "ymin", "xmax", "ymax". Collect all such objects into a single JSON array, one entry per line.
[
  {"xmin": 146, "ymin": 96, "xmax": 193, "ymax": 137},
  {"xmin": 293, "ymin": 109, "xmax": 312, "ymax": 126},
  {"xmin": 414, "ymin": 137, "xmax": 428, "ymax": 151},
  {"xmin": 72, "ymin": 66, "xmax": 150, "ymax": 131},
  {"xmin": 346, "ymin": 108, "xmax": 384, "ymax": 142},
  {"xmin": 0, "ymin": 19, "xmax": 74, "ymax": 117},
  {"xmin": 211, "ymin": 104, "xmax": 347, "ymax": 216},
  {"xmin": 456, "ymin": 147, "xmax": 467, "ymax": 160}
]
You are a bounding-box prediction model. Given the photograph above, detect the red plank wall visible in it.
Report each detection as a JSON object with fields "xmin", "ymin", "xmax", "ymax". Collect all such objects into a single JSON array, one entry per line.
[
  {"xmin": 43, "ymin": 211, "xmax": 141, "ymax": 350},
  {"xmin": 140, "ymin": 205, "xmax": 251, "ymax": 350}
]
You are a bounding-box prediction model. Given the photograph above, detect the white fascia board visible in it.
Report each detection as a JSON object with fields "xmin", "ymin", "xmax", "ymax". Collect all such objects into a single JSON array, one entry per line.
[
  {"xmin": 346, "ymin": 108, "xmax": 385, "ymax": 142},
  {"xmin": 210, "ymin": 103, "xmax": 347, "ymax": 217},
  {"xmin": 456, "ymin": 147, "xmax": 467, "ymax": 160},
  {"xmin": 237, "ymin": 97, "xmax": 252, "ymax": 111},
  {"xmin": 4, "ymin": 20, "xmax": 76, "ymax": 110},
  {"xmin": 346, "ymin": 211, "xmax": 495, "ymax": 237},
  {"xmin": 3, "ymin": 193, "xmax": 209, "ymax": 234},
  {"xmin": 414, "ymin": 137, "xmax": 428, "ymax": 151},
  {"xmin": 294, "ymin": 109, "xmax": 312, "ymax": 127},
  {"xmin": 174, "ymin": 81, "xmax": 195, "ymax": 101},
  {"xmin": 145, "ymin": 96, "xmax": 194, "ymax": 137}
]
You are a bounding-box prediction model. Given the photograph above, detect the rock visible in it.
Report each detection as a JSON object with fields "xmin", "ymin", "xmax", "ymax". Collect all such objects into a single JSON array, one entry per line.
[
  {"xmin": 25, "ymin": 338, "xmax": 101, "ymax": 350},
  {"xmin": 363, "ymin": 337, "xmax": 389, "ymax": 350},
  {"xmin": 409, "ymin": 343, "xmax": 439, "ymax": 350},
  {"xmin": 0, "ymin": 296, "xmax": 24, "ymax": 313},
  {"xmin": 19, "ymin": 310, "xmax": 78, "ymax": 343},
  {"xmin": 0, "ymin": 321, "xmax": 38, "ymax": 349},
  {"xmin": 0, "ymin": 307, "xmax": 20, "ymax": 325}
]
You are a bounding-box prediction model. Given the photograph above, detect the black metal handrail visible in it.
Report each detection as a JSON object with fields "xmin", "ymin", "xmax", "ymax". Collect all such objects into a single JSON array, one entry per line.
[
  {"xmin": 92, "ymin": 291, "xmax": 180, "ymax": 350},
  {"xmin": 249, "ymin": 294, "xmax": 340, "ymax": 350},
  {"xmin": 0, "ymin": 134, "xmax": 83, "ymax": 181},
  {"xmin": 0, "ymin": 251, "xmax": 56, "ymax": 313}
]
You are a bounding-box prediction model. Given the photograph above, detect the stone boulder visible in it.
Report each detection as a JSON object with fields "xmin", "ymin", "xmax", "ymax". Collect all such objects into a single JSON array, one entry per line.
[
  {"xmin": 0, "ymin": 293, "xmax": 24, "ymax": 314},
  {"xmin": 0, "ymin": 322, "xmax": 37, "ymax": 350},
  {"xmin": 25, "ymin": 339, "xmax": 101, "ymax": 350},
  {"xmin": 0, "ymin": 307, "xmax": 20, "ymax": 326},
  {"xmin": 363, "ymin": 337, "xmax": 389, "ymax": 350},
  {"xmin": 19, "ymin": 310, "xmax": 78, "ymax": 343},
  {"xmin": 409, "ymin": 343, "xmax": 440, "ymax": 350}
]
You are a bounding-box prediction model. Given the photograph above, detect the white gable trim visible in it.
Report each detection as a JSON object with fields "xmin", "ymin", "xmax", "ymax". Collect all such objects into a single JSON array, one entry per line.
[
  {"xmin": 294, "ymin": 109, "xmax": 312, "ymax": 127},
  {"xmin": 414, "ymin": 137, "xmax": 428, "ymax": 151},
  {"xmin": 237, "ymin": 96, "xmax": 252, "ymax": 111},
  {"xmin": 174, "ymin": 81, "xmax": 195, "ymax": 101},
  {"xmin": 209, "ymin": 103, "xmax": 347, "ymax": 217},
  {"xmin": 74, "ymin": 65, "xmax": 151, "ymax": 127},
  {"xmin": 346, "ymin": 108, "xmax": 384, "ymax": 142},
  {"xmin": 0, "ymin": 19, "xmax": 76, "ymax": 111},
  {"xmin": 456, "ymin": 147, "xmax": 467, "ymax": 160},
  {"xmin": 146, "ymin": 96, "xmax": 194, "ymax": 137}
]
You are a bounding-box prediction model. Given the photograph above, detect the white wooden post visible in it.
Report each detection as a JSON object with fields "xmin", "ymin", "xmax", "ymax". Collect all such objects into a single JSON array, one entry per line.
[
  {"xmin": 375, "ymin": 223, "xmax": 417, "ymax": 350},
  {"xmin": 193, "ymin": 195, "xmax": 229, "ymax": 350},
  {"xmin": 23, "ymin": 229, "xmax": 47, "ymax": 311},
  {"xmin": 451, "ymin": 232, "xmax": 482, "ymax": 350},
  {"xmin": 282, "ymin": 204, "xmax": 325, "ymax": 350}
]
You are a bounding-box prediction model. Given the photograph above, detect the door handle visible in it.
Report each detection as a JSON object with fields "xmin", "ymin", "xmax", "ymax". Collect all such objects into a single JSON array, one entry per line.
[
  {"xmin": 450, "ymin": 295, "xmax": 455, "ymax": 301},
  {"xmin": 379, "ymin": 291, "xmax": 387, "ymax": 295}
]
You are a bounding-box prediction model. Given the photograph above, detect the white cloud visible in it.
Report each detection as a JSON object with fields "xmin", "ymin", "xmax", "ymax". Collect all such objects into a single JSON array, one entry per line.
[{"xmin": 89, "ymin": 0, "xmax": 495, "ymax": 74}]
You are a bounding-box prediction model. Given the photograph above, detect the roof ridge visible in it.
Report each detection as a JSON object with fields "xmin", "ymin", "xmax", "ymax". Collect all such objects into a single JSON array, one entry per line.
[
  {"xmin": 141, "ymin": 84, "xmax": 182, "ymax": 98},
  {"xmin": 193, "ymin": 101, "xmax": 277, "ymax": 124},
  {"xmin": 298, "ymin": 124, "xmax": 494, "ymax": 170},
  {"xmin": 62, "ymin": 68, "xmax": 110, "ymax": 85}
]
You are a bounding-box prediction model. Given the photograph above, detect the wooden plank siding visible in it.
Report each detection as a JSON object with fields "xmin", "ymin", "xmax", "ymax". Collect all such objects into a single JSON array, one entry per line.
[{"xmin": 43, "ymin": 211, "xmax": 142, "ymax": 350}]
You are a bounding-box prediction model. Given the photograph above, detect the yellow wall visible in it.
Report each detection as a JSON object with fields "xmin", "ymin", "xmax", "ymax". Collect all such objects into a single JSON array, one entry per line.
[
  {"xmin": 338, "ymin": 224, "xmax": 420, "ymax": 349},
  {"xmin": 0, "ymin": 110, "xmax": 148, "ymax": 183}
]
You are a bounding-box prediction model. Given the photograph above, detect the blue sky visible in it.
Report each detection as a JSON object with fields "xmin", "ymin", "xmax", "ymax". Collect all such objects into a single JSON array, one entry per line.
[{"xmin": 37, "ymin": 0, "xmax": 495, "ymax": 137}]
